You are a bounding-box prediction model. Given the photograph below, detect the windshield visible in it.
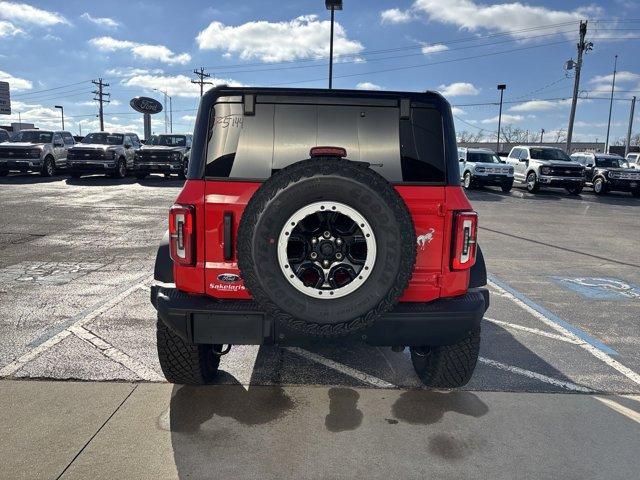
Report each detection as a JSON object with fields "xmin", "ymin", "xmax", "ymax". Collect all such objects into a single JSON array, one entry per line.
[
  {"xmin": 148, "ymin": 135, "xmax": 186, "ymax": 147},
  {"xmin": 81, "ymin": 133, "xmax": 124, "ymax": 145},
  {"xmin": 467, "ymin": 152, "xmax": 503, "ymax": 164},
  {"xmin": 596, "ymin": 157, "xmax": 628, "ymax": 168},
  {"xmin": 529, "ymin": 148, "xmax": 571, "ymax": 161},
  {"xmin": 12, "ymin": 131, "xmax": 53, "ymax": 143}
]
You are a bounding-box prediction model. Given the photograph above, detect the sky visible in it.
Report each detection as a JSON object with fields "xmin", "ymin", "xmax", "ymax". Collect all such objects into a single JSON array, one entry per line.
[{"xmin": 1, "ymin": 0, "xmax": 639, "ymax": 143}]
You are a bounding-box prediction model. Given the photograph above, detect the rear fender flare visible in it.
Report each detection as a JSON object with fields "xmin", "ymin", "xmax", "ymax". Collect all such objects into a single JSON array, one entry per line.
[
  {"xmin": 154, "ymin": 231, "xmax": 174, "ymax": 283},
  {"xmin": 469, "ymin": 244, "xmax": 487, "ymax": 288}
]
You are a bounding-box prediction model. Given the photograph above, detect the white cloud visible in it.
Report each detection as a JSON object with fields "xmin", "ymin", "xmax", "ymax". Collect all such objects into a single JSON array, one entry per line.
[
  {"xmin": 0, "ymin": 20, "xmax": 23, "ymax": 37},
  {"xmin": 181, "ymin": 115, "xmax": 196, "ymax": 122},
  {"xmin": 437, "ymin": 82, "xmax": 479, "ymax": 96},
  {"xmin": 451, "ymin": 107, "xmax": 466, "ymax": 116},
  {"xmin": 380, "ymin": 8, "xmax": 415, "ymax": 24},
  {"xmin": 409, "ymin": 0, "xmax": 596, "ymax": 39},
  {"xmin": 356, "ymin": 82, "xmax": 383, "ymax": 90},
  {"xmin": 81, "ymin": 12, "xmax": 120, "ymax": 29},
  {"xmin": 43, "ymin": 33, "xmax": 61, "ymax": 42},
  {"xmin": 105, "ymin": 67, "xmax": 164, "ymax": 78},
  {"xmin": 421, "ymin": 43, "xmax": 449, "ymax": 54},
  {"xmin": 121, "ymin": 74, "xmax": 243, "ymax": 98},
  {"xmin": 481, "ymin": 114, "xmax": 523, "ymax": 124},
  {"xmin": 89, "ymin": 36, "xmax": 191, "ymax": 65},
  {"xmin": 509, "ymin": 99, "xmax": 572, "ymax": 112},
  {"xmin": 0, "ymin": 70, "xmax": 32, "ymax": 91},
  {"xmin": 589, "ymin": 71, "xmax": 639, "ymax": 85},
  {"xmin": 196, "ymin": 15, "xmax": 364, "ymax": 63},
  {"xmin": 0, "ymin": 1, "xmax": 69, "ymax": 26}
]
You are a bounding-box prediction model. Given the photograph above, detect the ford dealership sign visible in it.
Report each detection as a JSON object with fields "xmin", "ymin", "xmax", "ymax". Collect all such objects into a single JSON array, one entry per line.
[{"xmin": 129, "ymin": 96, "xmax": 163, "ymax": 115}]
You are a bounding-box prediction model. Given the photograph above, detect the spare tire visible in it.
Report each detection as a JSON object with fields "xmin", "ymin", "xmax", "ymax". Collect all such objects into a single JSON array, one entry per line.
[{"xmin": 237, "ymin": 158, "xmax": 416, "ymax": 337}]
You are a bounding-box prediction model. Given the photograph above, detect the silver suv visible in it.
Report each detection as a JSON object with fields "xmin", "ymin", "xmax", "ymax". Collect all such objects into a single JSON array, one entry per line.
[
  {"xmin": 67, "ymin": 131, "xmax": 141, "ymax": 179},
  {"xmin": 458, "ymin": 147, "xmax": 514, "ymax": 192},
  {"xmin": 504, "ymin": 145, "xmax": 585, "ymax": 194},
  {"xmin": 0, "ymin": 129, "xmax": 75, "ymax": 177}
]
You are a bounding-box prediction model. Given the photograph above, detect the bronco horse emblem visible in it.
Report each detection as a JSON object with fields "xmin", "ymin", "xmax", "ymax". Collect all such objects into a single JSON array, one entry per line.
[{"xmin": 416, "ymin": 228, "xmax": 435, "ymax": 251}]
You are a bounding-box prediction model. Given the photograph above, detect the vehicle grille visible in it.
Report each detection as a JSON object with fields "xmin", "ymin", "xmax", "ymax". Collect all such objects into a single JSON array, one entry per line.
[
  {"xmin": 549, "ymin": 167, "xmax": 583, "ymax": 177},
  {"xmin": 0, "ymin": 148, "xmax": 38, "ymax": 159},
  {"xmin": 68, "ymin": 148, "xmax": 107, "ymax": 160},
  {"xmin": 138, "ymin": 150, "xmax": 175, "ymax": 162},
  {"xmin": 483, "ymin": 167, "xmax": 510, "ymax": 174},
  {"xmin": 610, "ymin": 171, "xmax": 640, "ymax": 180}
]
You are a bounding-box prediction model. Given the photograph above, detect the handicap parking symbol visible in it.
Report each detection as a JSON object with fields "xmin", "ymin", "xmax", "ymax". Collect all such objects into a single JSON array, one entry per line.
[{"xmin": 552, "ymin": 277, "xmax": 640, "ymax": 300}]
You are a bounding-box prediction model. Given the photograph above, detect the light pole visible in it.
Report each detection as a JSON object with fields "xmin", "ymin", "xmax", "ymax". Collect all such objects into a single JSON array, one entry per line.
[
  {"xmin": 54, "ymin": 105, "xmax": 64, "ymax": 130},
  {"xmin": 540, "ymin": 128, "xmax": 545, "ymax": 143},
  {"xmin": 153, "ymin": 88, "xmax": 173, "ymax": 133},
  {"xmin": 496, "ymin": 84, "xmax": 506, "ymax": 153},
  {"xmin": 325, "ymin": 0, "xmax": 343, "ymax": 89},
  {"xmin": 605, "ymin": 54, "xmax": 618, "ymax": 153}
]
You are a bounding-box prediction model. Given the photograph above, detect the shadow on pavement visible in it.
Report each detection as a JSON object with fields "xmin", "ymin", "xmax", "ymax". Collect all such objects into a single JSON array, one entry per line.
[{"xmin": 0, "ymin": 173, "xmax": 63, "ymax": 184}]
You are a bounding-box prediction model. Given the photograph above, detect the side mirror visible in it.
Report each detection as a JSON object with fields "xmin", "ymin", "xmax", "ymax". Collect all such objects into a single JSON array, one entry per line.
[
  {"xmin": 124, "ymin": 144, "xmax": 131, "ymax": 149},
  {"xmin": 519, "ymin": 157, "xmax": 528, "ymax": 162},
  {"xmin": 459, "ymin": 158, "xmax": 465, "ymax": 162}
]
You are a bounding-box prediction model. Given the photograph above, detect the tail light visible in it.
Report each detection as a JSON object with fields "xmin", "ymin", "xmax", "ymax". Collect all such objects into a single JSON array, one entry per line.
[
  {"xmin": 451, "ymin": 211, "xmax": 478, "ymax": 270},
  {"xmin": 169, "ymin": 204, "xmax": 195, "ymax": 266}
]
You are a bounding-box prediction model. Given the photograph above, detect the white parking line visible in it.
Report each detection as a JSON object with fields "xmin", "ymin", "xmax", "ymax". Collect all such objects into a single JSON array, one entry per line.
[
  {"xmin": 484, "ymin": 317, "xmax": 580, "ymax": 344},
  {"xmin": 70, "ymin": 325, "xmax": 164, "ymax": 382},
  {"xmin": 0, "ymin": 276, "xmax": 152, "ymax": 377},
  {"xmin": 594, "ymin": 396, "xmax": 640, "ymax": 425},
  {"xmin": 286, "ymin": 347, "xmax": 396, "ymax": 388},
  {"xmin": 478, "ymin": 357, "xmax": 594, "ymax": 393},
  {"xmin": 488, "ymin": 279, "xmax": 640, "ymax": 387}
]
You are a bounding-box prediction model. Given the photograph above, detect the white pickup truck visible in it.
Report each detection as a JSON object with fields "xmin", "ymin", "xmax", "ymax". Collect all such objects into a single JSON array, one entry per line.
[
  {"xmin": 626, "ymin": 152, "xmax": 640, "ymax": 169},
  {"xmin": 503, "ymin": 146, "xmax": 585, "ymax": 194}
]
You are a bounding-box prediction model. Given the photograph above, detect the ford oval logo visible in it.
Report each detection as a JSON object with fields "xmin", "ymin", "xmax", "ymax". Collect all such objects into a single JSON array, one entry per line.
[
  {"xmin": 217, "ymin": 273, "xmax": 241, "ymax": 283},
  {"xmin": 129, "ymin": 96, "xmax": 163, "ymax": 115}
]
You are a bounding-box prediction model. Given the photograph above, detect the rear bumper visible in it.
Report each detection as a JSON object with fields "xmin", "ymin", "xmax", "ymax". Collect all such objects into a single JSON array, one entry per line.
[{"xmin": 151, "ymin": 285, "xmax": 489, "ymax": 347}]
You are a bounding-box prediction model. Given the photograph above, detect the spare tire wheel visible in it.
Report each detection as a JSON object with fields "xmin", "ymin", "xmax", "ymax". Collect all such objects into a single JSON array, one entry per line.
[{"xmin": 237, "ymin": 158, "xmax": 416, "ymax": 337}]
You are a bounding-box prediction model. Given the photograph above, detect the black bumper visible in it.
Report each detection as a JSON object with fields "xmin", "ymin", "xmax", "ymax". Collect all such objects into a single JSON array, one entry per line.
[
  {"xmin": 151, "ymin": 286, "xmax": 489, "ymax": 347},
  {"xmin": 474, "ymin": 175, "xmax": 513, "ymax": 186},
  {"xmin": 68, "ymin": 161, "xmax": 117, "ymax": 174},
  {"xmin": 0, "ymin": 160, "xmax": 43, "ymax": 172},
  {"xmin": 538, "ymin": 177, "xmax": 584, "ymax": 188},
  {"xmin": 135, "ymin": 162, "xmax": 182, "ymax": 174},
  {"xmin": 606, "ymin": 179, "xmax": 639, "ymax": 192}
]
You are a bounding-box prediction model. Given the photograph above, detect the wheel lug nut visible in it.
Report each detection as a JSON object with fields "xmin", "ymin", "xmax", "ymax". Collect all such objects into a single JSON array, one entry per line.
[
  {"xmin": 323, "ymin": 260, "xmax": 330, "ymax": 267},
  {"xmin": 335, "ymin": 252, "xmax": 343, "ymax": 260},
  {"xmin": 310, "ymin": 252, "xmax": 318, "ymax": 259},
  {"xmin": 323, "ymin": 231, "xmax": 331, "ymax": 239},
  {"xmin": 336, "ymin": 238, "xmax": 343, "ymax": 245},
  {"xmin": 311, "ymin": 238, "xmax": 317, "ymax": 244}
]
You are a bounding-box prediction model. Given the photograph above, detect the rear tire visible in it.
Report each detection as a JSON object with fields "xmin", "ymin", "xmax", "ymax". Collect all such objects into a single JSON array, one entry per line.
[
  {"xmin": 501, "ymin": 182, "xmax": 513, "ymax": 193},
  {"xmin": 112, "ymin": 158, "xmax": 126, "ymax": 179},
  {"xmin": 410, "ymin": 327, "xmax": 481, "ymax": 388},
  {"xmin": 156, "ymin": 318, "xmax": 220, "ymax": 385}
]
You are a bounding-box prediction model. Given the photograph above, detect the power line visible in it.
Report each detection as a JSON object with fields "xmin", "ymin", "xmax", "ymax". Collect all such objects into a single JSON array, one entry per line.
[{"xmin": 12, "ymin": 80, "xmax": 91, "ymax": 98}]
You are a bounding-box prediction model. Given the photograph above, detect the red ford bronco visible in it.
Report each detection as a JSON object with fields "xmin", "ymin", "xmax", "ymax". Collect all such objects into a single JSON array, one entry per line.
[{"xmin": 151, "ymin": 86, "xmax": 489, "ymax": 387}]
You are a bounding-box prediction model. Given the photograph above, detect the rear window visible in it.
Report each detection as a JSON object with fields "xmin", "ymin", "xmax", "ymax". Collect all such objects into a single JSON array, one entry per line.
[{"xmin": 205, "ymin": 98, "xmax": 446, "ymax": 183}]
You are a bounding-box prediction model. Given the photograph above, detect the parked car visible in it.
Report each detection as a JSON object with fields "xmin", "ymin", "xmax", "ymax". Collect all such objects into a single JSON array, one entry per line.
[
  {"xmin": 150, "ymin": 86, "xmax": 489, "ymax": 388},
  {"xmin": 571, "ymin": 152, "xmax": 640, "ymax": 197},
  {"xmin": 504, "ymin": 145, "xmax": 585, "ymax": 194},
  {"xmin": 0, "ymin": 129, "xmax": 74, "ymax": 177},
  {"xmin": 626, "ymin": 152, "xmax": 640, "ymax": 169},
  {"xmin": 0, "ymin": 129, "xmax": 10, "ymax": 143},
  {"xmin": 67, "ymin": 131, "xmax": 140, "ymax": 178},
  {"xmin": 458, "ymin": 147, "xmax": 514, "ymax": 192},
  {"xmin": 134, "ymin": 133, "xmax": 192, "ymax": 179}
]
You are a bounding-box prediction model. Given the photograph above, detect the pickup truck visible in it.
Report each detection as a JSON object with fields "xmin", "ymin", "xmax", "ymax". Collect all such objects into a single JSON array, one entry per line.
[
  {"xmin": 571, "ymin": 152, "xmax": 640, "ymax": 197},
  {"xmin": 0, "ymin": 129, "xmax": 75, "ymax": 176},
  {"xmin": 503, "ymin": 145, "xmax": 585, "ymax": 194},
  {"xmin": 67, "ymin": 131, "xmax": 141, "ymax": 178}
]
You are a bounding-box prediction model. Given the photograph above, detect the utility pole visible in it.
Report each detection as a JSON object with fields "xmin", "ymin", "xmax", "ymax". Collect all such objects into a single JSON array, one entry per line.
[
  {"xmin": 325, "ymin": 1, "xmax": 343, "ymax": 89},
  {"xmin": 54, "ymin": 105, "xmax": 64, "ymax": 130},
  {"xmin": 92, "ymin": 78, "xmax": 110, "ymax": 131},
  {"xmin": 605, "ymin": 54, "xmax": 618, "ymax": 153},
  {"xmin": 496, "ymin": 84, "xmax": 506, "ymax": 153},
  {"xmin": 566, "ymin": 21, "xmax": 591, "ymax": 154},
  {"xmin": 540, "ymin": 128, "xmax": 545, "ymax": 143},
  {"xmin": 191, "ymin": 67, "xmax": 213, "ymax": 97},
  {"xmin": 625, "ymin": 96, "xmax": 636, "ymax": 157}
]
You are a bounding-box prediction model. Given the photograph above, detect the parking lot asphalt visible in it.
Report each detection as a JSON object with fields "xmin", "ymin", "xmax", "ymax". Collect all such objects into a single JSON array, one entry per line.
[{"xmin": 0, "ymin": 173, "xmax": 639, "ymax": 478}]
